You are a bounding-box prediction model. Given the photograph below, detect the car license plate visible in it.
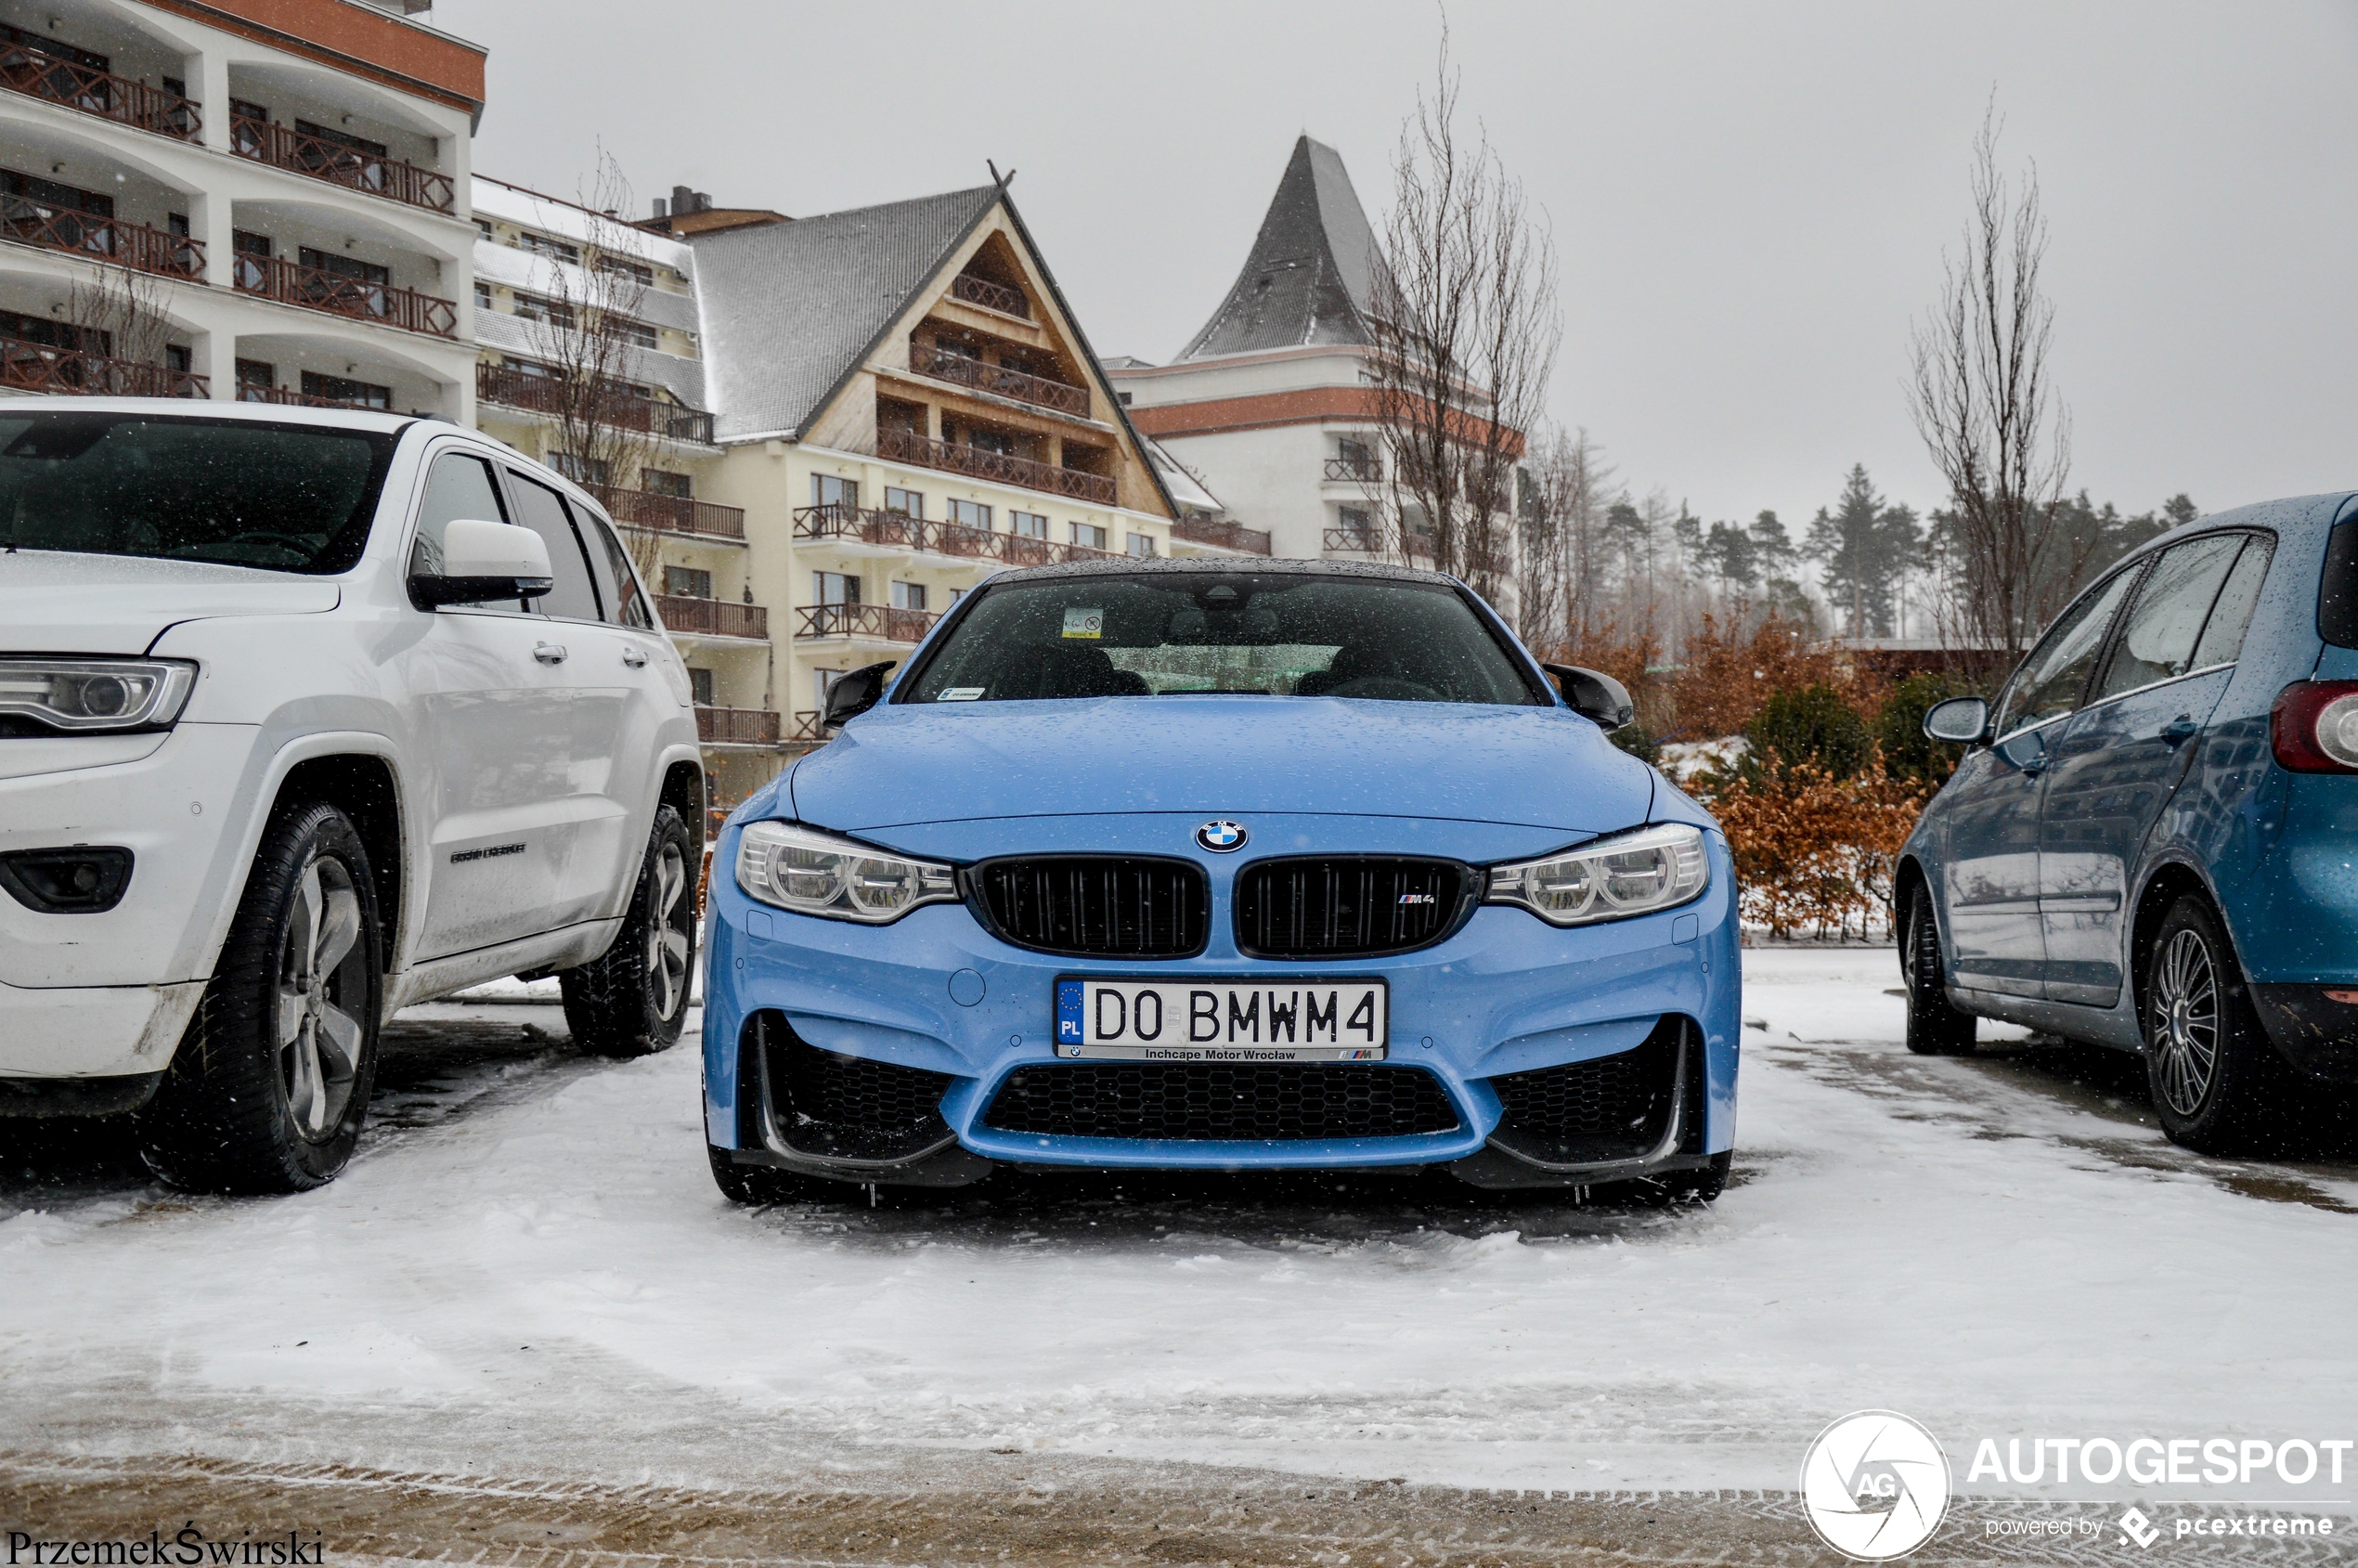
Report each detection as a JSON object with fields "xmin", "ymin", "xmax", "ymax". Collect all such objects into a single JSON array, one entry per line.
[{"xmin": 1053, "ymin": 978, "xmax": 1388, "ymax": 1061}]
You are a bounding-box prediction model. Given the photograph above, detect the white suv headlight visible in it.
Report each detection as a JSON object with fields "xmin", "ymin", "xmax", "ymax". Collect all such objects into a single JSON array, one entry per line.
[
  {"xmin": 0, "ymin": 658, "xmax": 197, "ymax": 732},
  {"xmin": 1484, "ymin": 823, "xmax": 1709, "ymax": 927},
  {"xmin": 735, "ymin": 821, "xmax": 959, "ymax": 924}
]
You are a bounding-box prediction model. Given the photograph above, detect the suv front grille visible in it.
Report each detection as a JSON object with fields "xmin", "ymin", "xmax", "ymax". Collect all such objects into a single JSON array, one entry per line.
[
  {"xmin": 970, "ymin": 856, "xmax": 1207, "ymax": 958},
  {"xmin": 1234, "ymin": 856, "xmax": 1473, "ymax": 959},
  {"xmin": 1484, "ymin": 1016, "xmax": 1686, "ymax": 1164},
  {"xmin": 982, "ymin": 1062, "xmax": 1460, "ymax": 1142}
]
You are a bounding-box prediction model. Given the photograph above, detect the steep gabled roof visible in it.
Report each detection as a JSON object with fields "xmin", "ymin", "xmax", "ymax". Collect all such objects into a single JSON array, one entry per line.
[
  {"xmin": 687, "ymin": 185, "xmax": 1002, "ymax": 442},
  {"xmin": 1177, "ymin": 136, "xmax": 1381, "ymax": 360}
]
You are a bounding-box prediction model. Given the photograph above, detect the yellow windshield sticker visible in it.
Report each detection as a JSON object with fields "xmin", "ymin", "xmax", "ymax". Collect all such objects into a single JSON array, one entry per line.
[{"xmin": 1061, "ymin": 608, "xmax": 1104, "ymax": 640}]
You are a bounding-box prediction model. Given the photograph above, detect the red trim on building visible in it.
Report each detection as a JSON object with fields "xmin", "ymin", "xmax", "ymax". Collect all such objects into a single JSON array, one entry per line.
[
  {"xmin": 149, "ymin": 0, "xmax": 486, "ymax": 119},
  {"xmin": 1125, "ymin": 386, "xmax": 1381, "ymax": 438}
]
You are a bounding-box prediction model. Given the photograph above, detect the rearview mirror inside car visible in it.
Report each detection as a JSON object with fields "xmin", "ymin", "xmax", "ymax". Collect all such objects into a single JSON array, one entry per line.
[
  {"xmin": 1542, "ymin": 663, "xmax": 1636, "ymax": 731},
  {"xmin": 409, "ymin": 518, "xmax": 556, "ymax": 609},
  {"xmin": 822, "ymin": 660, "xmax": 899, "ymax": 729},
  {"xmin": 1923, "ymin": 694, "xmax": 1991, "ymax": 745}
]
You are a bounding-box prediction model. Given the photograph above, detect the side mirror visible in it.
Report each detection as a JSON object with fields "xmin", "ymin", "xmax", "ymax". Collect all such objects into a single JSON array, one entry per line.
[
  {"xmin": 1542, "ymin": 663, "xmax": 1636, "ymax": 731},
  {"xmin": 1924, "ymin": 695, "xmax": 1991, "ymax": 745},
  {"xmin": 822, "ymin": 660, "xmax": 898, "ymax": 729},
  {"xmin": 409, "ymin": 519, "xmax": 555, "ymax": 609}
]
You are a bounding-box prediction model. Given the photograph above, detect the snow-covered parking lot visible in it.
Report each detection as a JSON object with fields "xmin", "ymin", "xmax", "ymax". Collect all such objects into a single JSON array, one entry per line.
[{"xmin": 5, "ymin": 945, "xmax": 2356, "ymax": 1562}]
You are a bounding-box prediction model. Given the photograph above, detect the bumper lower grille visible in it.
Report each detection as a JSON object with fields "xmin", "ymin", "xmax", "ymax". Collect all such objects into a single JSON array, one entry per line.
[
  {"xmin": 982, "ymin": 1062, "xmax": 1461, "ymax": 1142},
  {"xmin": 749, "ymin": 1016, "xmax": 956, "ymax": 1162},
  {"xmin": 970, "ymin": 856, "xmax": 1208, "ymax": 959},
  {"xmin": 1234, "ymin": 856, "xmax": 1473, "ymax": 959},
  {"xmin": 1484, "ymin": 1016, "xmax": 1686, "ymax": 1164}
]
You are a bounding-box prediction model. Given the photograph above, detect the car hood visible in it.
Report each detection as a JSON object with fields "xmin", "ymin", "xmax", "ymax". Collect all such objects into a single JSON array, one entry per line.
[
  {"xmin": 0, "ymin": 551, "xmax": 340, "ymax": 654},
  {"xmin": 789, "ymin": 696, "xmax": 1657, "ymax": 834}
]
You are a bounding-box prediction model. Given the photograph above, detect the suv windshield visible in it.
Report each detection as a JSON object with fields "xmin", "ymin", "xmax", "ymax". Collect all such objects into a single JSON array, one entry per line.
[
  {"xmin": 902, "ymin": 572, "xmax": 1544, "ymax": 706},
  {"xmin": 0, "ymin": 411, "xmax": 398, "ymax": 574}
]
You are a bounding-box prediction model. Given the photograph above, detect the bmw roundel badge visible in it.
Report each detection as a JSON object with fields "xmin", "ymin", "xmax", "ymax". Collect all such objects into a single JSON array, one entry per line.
[{"xmin": 1196, "ymin": 820, "xmax": 1247, "ymax": 852}]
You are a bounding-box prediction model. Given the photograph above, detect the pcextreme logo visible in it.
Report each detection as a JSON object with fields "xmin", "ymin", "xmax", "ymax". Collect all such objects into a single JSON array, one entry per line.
[{"xmin": 1800, "ymin": 1410, "xmax": 1953, "ymax": 1561}]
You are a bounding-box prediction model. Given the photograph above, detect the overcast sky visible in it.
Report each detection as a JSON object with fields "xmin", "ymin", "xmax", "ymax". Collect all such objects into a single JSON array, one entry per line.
[{"xmin": 433, "ymin": 0, "xmax": 2357, "ymax": 530}]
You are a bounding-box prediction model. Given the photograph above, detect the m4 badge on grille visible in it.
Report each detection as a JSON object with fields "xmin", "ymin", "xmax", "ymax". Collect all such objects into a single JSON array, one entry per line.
[{"xmin": 1399, "ymin": 891, "xmax": 1437, "ymax": 905}]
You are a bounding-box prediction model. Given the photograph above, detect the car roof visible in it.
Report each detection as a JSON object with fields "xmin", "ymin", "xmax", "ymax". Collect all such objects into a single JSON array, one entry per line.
[
  {"xmin": 3, "ymin": 395, "xmax": 431, "ymax": 436},
  {"xmin": 988, "ymin": 556, "xmax": 1467, "ymax": 588}
]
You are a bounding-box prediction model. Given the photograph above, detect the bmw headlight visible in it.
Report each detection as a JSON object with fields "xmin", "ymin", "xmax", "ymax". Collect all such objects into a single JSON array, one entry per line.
[
  {"xmin": 0, "ymin": 658, "xmax": 197, "ymax": 732},
  {"xmin": 734, "ymin": 821, "xmax": 959, "ymax": 924},
  {"xmin": 1484, "ymin": 823, "xmax": 1709, "ymax": 927}
]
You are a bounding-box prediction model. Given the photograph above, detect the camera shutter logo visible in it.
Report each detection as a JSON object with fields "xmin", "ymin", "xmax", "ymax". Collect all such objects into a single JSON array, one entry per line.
[{"xmin": 1799, "ymin": 1410, "xmax": 1951, "ymax": 1561}]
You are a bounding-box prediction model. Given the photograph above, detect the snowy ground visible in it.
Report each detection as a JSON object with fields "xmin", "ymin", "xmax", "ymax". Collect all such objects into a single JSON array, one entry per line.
[{"xmin": 5, "ymin": 947, "xmax": 2357, "ymax": 1556}]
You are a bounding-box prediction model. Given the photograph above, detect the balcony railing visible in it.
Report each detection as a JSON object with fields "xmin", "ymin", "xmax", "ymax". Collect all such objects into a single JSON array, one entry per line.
[
  {"xmin": 787, "ymin": 711, "xmax": 829, "ymax": 744},
  {"xmin": 792, "ymin": 503, "xmax": 1121, "ymax": 565},
  {"xmin": 1323, "ymin": 456, "xmax": 1381, "ymax": 483},
  {"xmin": 476, "ymin": 363, "xmax": 716, "ymax": 444},
  {"xmin": 795, "ymin": 602, "xmax": 941, "ymax": 643},
  {"xmin": 0, "ymin": 44, "xmax": 200, "ymax": 140},
  {"xmin": 606, "ymin": 488, "xmax": 745, "ymax": 543},
  {"xmin": 948, "ymin": 273, "xmax": 1029, "ymax": 318},
  {"xmin": 693, "ymin": 706, "xmax": 781, "ymax": 746},
  {"xmin": 876, "ymin": 426, "xmax": 1115, "ymax": 506},
  {"xmin": 915, "ymin": 346, "xmax": 1088, "ymax": 418},
  {"xmin": 230, "ymin": 115, "xmax": 454, "ymax": 214},
  {"xmin": 238, "ymin": 383, "xmax": 386, "ymax": 412},
  {"xmin": 0, "ymin": 335, "xmax": 205, "ymax": 398},
  {"xmin": 1171, "ymin": 516, "xmax": 1273, "ymax": 554},
  {"xmin": 1323, "ymin": 525, "xmax": 1509, "ymax": 576},
  {"xmin": 235, "ymin": 253, "xmax": 456, "ymax": 338},
  {"xmin": 654, "ymin": 594, "xmax": 767, "ymax": 641},
  {"xmin": 2, "ymin": 205, "xmax": 203, "ymax": 279}
]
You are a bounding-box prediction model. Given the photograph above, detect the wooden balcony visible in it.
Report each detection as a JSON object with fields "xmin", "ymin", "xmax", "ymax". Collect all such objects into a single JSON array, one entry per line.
[
  {"xmin": 792, "ymin": 503, "xmax": 1122, "ymax": 565},
  {"xmin": 476, "ymin": 363, "xmax": 716, "ymax": 444},
  {"xmin": 914, "ymin": 346, "xmax": 1088, "ymax": 418},
  {"xmin": 235, "ymin": 253, "xmax": 456, "ymax": 338},
  {"xmin": 795, "ymin": 602, "xmax": 940, "ymax": 643},
  {"xmin": 230, "ymin": 115, "xmax": 454, "ymax": 214},
  {"xmin": 693, "ymin": 706, "xmax": 780, "ymax": 746},
  {"xmin": 949, "ymin": 273, "xmax": 1028, "ymax": 318},
  {"xmin": 0, "ymin": 335, "xmax": 205, "ymax": 398},
  {"xmin": 2, "ymin": 205, "xmax": 203, "ymax": 279},
  {"xmin": 1172, "ymin": 516, "xmax": 1273, "ymax": 554},
  {"xmin": 787, "ymin": 711, "xmax": 829, "ymax": 744},
  {"xmin": 0, "ymin": 42, "xmax": 200, "ymax": 140},
  {"xmin": 1324, "ymin": 525, "xmax": 1509, "ymax": 576},
  {"xmin": 1324, "ymin": 456, "xmax": 1381, "ymax": 483},
  {"xmin": 239, "ymin": 383, "xmax": 384, "ymax": 412},
  {"xmin": 606, "ymin": 487, "xmax": 745, "ymax": 543},
  {"xmin": 876, "ymin": 426, "xmax": 1115, "ymax": 507},
  {"xmin": 654, "ymin": 594, "xmax": 767, "ymax": 641}
]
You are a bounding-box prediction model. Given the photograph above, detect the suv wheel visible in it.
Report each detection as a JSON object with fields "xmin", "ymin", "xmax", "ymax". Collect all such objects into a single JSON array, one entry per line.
[
  {"xmin": 136, "ymin": 802, "xmax": 383, "ymax": 1193},
  {"xmin": 564, "ymin": 805, "xmax": 697, "ymax": 1057},
  {"xmin": 2144, "ymin": 895, "xmax": 2291, "ymax": 1154},
  {"xmin": 1900, "ymin": 882, "xmax": 1976, "ymax": 1055}
]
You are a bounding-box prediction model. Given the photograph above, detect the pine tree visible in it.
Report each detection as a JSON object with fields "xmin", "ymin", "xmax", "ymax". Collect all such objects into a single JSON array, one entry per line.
[{"xmin": 1806, "ymin": 465, "xmax": 1921, "ymax": 639}]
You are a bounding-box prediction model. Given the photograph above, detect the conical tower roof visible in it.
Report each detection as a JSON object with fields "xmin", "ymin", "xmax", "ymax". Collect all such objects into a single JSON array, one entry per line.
[{"xmin": 1177, "ymin": 136, "xmax": 1380, "ymax": 360}]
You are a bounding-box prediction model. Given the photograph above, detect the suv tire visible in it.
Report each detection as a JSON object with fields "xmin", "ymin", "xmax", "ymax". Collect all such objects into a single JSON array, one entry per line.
[
  {"xmin": 136, "ymin": 801, "xmax": 383, "ymax": 1193},
  {"xmin": 564, "ymin": 805, "xmax": 697, "ymax": 1057},
  {"xmin": 1901, "ymin": 882, "xmax": 1976, "ymax": 1055},
  {"xmin": 2144, "ymin": 895, "xmax": 2293, "ymax": 1154}
]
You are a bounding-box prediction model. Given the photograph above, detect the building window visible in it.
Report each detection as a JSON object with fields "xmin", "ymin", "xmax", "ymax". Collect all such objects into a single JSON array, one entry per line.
[
  {"xmin": 1337, "ymin": 436, "xmax": 1374, "ymax": 468},
  {"xmin": 688, "ymin": 667, "xmax": 715, "ymax": 706},
  {"xmin": 614, "ymin": 317, "xmax": 657, "ymax": 349},
  {"xmin": 164, "ymin": 344, "xmax": 191, "ymax": 373},
  {"xmin": 813, "ymin": 668, "xmax": 845, "ymax": 708},
  {"xmin": 1127, "ymin": 532, "xmax": 1156, "ymax": 559},
  {"xmin": 474, "ymin": 281, "xmax": 491, "ymax": 311},
  {"xmin": 474, "ymin": 217, "xmax": 494, "ymax": 240},
  {"xmin": 302, "ymin": 370, "xmax": 391, "ymax": 410},
  {"xmin": 551, "ymin": 452, "xmax": 611, "ymax": 488},
  {"xmin": 664, "ymin": 564, "xmax": 713, "ymax": 600},
  {"xmin": 948, "ymin": 587, "xmax": 967, "ymax": 606},
  {"xmin": 1117, "ymin": 391, "xmax": 1133, "ymax": 407},
  {"xmin": 890, "ymin": 581, "xmax": 927, "ymax": 612},
  {"xmin": 968, "ymin": 427, "xmax": 1014, "ymax": 458},
  {"xmin": 598, "ymin": 255, "xmax": 654, "ymax": 286},
  {"xmin": 947, "ymin": 499, "xmax": 991, "ymax": 529},
  {"xmin": 811, "ymin": 474, "xmax": 858, "ymax": 509},
  {"xmin": 1009, "ymin": 510, "xmax": 1046, "ymax": 539},
  {"xmin": 1336, "ymin": 505, "xmax": 1376, "ymax": 549},
  {"xmin": 234, "ymin": 358, "xmax": 275, "ymax": 397},
  {"xmin": 514, "ymin": 293, "xmax": 576, "ymax": 330},
  {"xmin": 641, "ymin": 469, "xmax": 693, "ymax": 499},
  {"xmin": 1070, "ymin": 522, "xmax": 1107, "ymax": 551},
  {"xmin": 884, "ymin": 486, "xmax": 924, "ymax": 518},
  {"xmin": 520, "ymin": 231, "xmax": 579, "ymax": 265},
  {"xmin": 813, "ymin": 571, "xmax": 861, "ymax": 606}
]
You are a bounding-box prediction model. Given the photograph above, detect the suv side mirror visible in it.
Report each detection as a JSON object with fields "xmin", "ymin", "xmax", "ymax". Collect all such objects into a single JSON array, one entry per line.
[
  {"xmin": 1542, "ymin": 663, "xmax": 1636, "ymax": 731},
  {"xmin": 1924, "ymin": 695, "xmax": 1991, "ymax": 745},
  {"xmin": 822, "ymin": 660, "xmax": 898, "ymax": 729},
  {"xmin": 410, "ymin": 519, "xmax": 555, "ymax": 609}
]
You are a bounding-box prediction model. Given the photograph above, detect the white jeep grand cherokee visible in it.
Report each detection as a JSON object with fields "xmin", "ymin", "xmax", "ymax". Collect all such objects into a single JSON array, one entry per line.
[{"xmin": 0, "ymin": 401, "xmax": 705, "ymax": 1192}]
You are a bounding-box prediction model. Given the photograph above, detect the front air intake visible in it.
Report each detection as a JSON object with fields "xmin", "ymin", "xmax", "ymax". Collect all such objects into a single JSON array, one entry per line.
[
  {"xmin": 981, "ymin": 1061, "xmax": 1461, "ymax": 1142},
  {"xmin": 968, "ymin": 856, "xmax": 1208, "ymax": 959}
]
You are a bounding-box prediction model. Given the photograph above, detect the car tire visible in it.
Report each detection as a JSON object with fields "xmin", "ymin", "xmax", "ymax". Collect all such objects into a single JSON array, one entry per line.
[
  {"xmin": 1900, "ymin": 882, "xmax": 1976, "ymax": 1056},
  {"xmin": 136, "ymin": 801, "xmax": 384, "ymax": 1194},
  {"xmin": 2143, "ymin": 895, "xmax": 2295, "ymax": 1155},
  {"xmin": 563, "ymin": 806, "xmax": 697, "ymax": 1058},
  {"xmin": 707, "ymin": 1144, "xmax": 838, "ymax": 1206}
]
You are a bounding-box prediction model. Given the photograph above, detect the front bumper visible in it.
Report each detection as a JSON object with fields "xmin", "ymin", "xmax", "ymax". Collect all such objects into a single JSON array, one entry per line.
[{"xmin": 703, "ymin": 822, "xmax": 1741, "ymax": 1185}]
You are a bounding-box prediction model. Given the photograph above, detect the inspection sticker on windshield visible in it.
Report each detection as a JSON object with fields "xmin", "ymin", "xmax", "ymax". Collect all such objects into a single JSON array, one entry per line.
[
  {"xmin": 1053, "ymin": 978, "xmax": 1387, "ymax": 1061},
  {"xmin": 1060, "ymin": 607, "xmax": 1104, "ymax": 640}
]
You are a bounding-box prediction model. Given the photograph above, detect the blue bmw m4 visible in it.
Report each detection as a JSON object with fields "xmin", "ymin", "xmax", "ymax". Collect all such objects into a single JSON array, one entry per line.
[{"xmin": 702, "ymin": 560, "xmax": 1739, "ymax": 1205}]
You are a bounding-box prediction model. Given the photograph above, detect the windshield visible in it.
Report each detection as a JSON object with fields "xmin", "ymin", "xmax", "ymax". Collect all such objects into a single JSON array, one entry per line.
[
  {"xmin": 901, "ymin": 572, "xmax": 1545, "ymax": 706},
  {"xmin": 0, "ymin": 411, "xmax": 398, "ymax": 574}
]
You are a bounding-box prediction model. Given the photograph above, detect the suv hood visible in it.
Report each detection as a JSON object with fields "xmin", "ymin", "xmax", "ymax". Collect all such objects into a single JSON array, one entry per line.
[
  {"xmin": 0, "ymin": 551, "xmax": 340, "ymax": 654},
  {"xmin": 790, "ymin": 696, "xmax": 1656, "ymax": 835}
]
